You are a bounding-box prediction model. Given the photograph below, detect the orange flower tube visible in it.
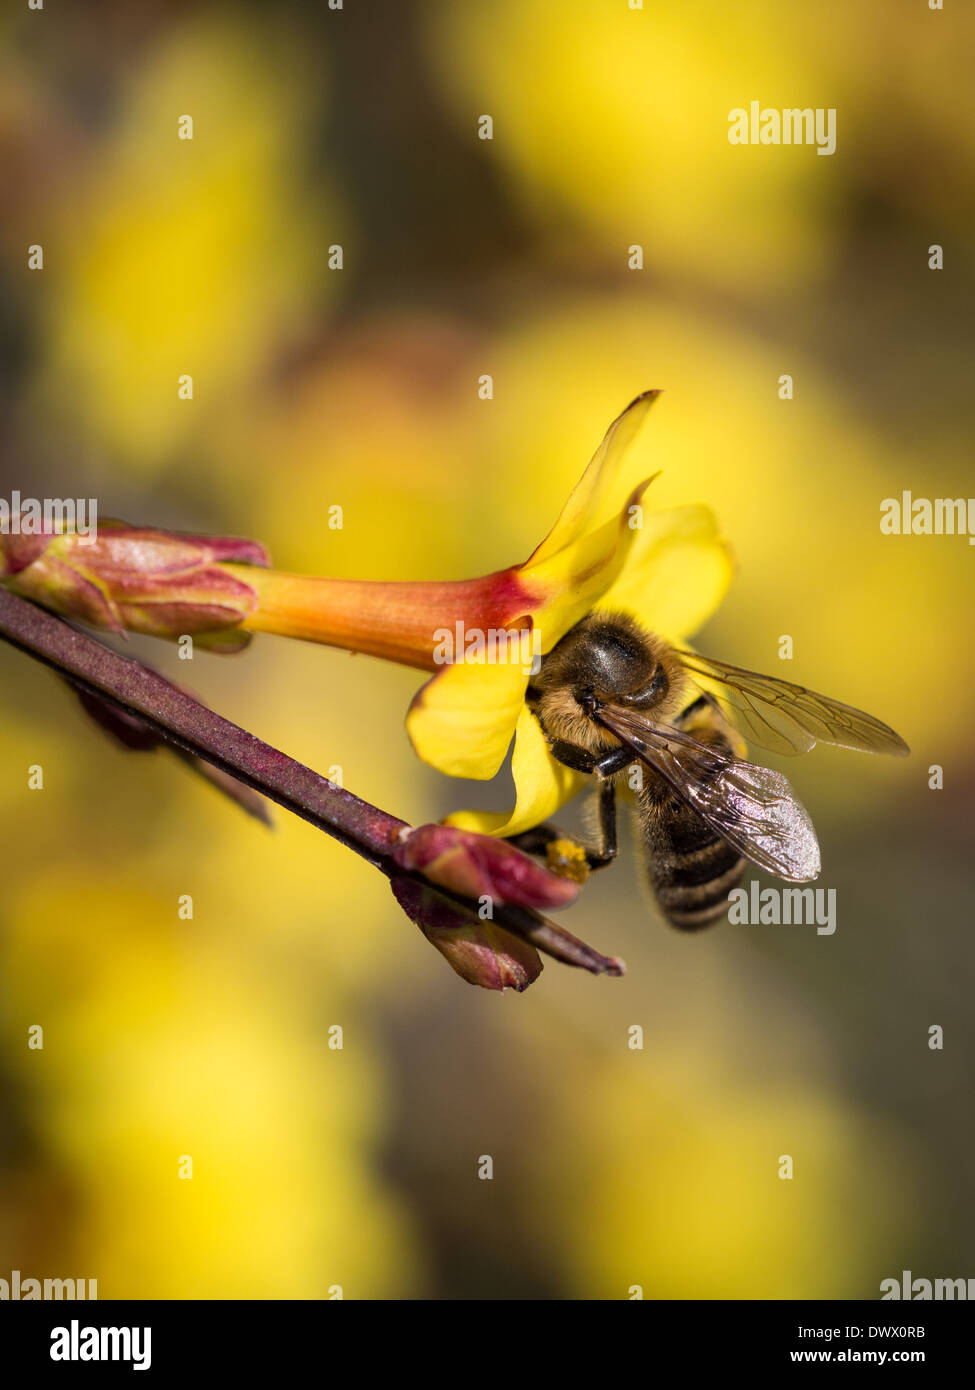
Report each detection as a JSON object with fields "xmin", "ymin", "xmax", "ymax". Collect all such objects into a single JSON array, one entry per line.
[{"xmin": 227, "ymin": 565, "xmax": 544, "ymax": 671}]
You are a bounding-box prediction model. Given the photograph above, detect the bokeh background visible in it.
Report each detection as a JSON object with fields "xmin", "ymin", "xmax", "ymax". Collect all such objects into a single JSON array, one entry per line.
[{"xmin": 1, "ymin": 0, "xmax": 973, "ymax": 1299}]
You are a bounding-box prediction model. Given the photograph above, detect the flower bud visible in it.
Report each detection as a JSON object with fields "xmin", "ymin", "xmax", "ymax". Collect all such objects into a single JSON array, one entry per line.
[
  {"xmin": 391, "ymin": 879, "xmax": 542, "ymax": 991},
  {"xmin": 392, "ymin": 823, "xmax": 581, "ymax": 911},
  {"xmin": 0, "ymin": 520, "xmax": 269, "ymax": 652}
]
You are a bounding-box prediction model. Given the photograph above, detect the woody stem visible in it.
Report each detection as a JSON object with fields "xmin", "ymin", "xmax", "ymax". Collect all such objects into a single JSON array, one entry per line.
[
  {"xmin": 0, "ymin": 585, "xmax": 404, "ymax": 866},
  {"xmin": 0, "ymin": 588, "xmax": 622, "ymax": 976}
]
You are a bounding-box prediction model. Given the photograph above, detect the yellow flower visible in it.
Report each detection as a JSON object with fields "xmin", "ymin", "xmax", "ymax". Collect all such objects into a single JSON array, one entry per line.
[
  {"xmin": 5, "ymin": 393, "xmax": 733, "ymax": 842},
  {"xmin": 228, "ymin": 393, "xmax": 731, "ymax": 836},
  {"xmin": 406, "ymin": 391, "xmax": 733, "ymax": 837}
]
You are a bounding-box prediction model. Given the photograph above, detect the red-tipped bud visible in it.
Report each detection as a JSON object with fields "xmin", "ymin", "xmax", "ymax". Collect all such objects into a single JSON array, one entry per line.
[
  {"xmin": 391, "ymin": 823, "xmax": 581, "ymax": 911},
  {"xmin": 0, "ymin": 520, "xmax": 269, "ymax": 652}
]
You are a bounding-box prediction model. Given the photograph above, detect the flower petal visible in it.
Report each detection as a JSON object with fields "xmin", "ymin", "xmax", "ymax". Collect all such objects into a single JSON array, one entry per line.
[
  {"xmin": 598, "ymin": 504, "xmax": 733, "ymax": 640},
  {"xmin": 526, "ymin": 477, "xmax": 657, "ymax": 653},
  {"xmin": 406, "ymin": 658, "xmax": 530, "ymax": 779},
  {"xmin": 526, "ymin": 390, "xmax": 660, "ymax": 567},
  {"xmin": 445, "ymin": 703, "xmax": 587, "ymax": 838}
]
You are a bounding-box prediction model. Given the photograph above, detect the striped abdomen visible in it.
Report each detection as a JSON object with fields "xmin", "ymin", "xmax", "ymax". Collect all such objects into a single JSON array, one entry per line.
[{"xmin": 635, "ymin": 720, "xmax": 745, "ymax": 930}]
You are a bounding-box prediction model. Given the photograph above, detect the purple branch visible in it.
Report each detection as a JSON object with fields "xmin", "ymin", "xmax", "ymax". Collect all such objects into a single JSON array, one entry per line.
[
  {"xmin": 0, "ymin": 588, "xmax": 624, "ymax": 979},
  {"xmin": 0, "ymin": 585, "xmax": 403, "ymax": 867}
]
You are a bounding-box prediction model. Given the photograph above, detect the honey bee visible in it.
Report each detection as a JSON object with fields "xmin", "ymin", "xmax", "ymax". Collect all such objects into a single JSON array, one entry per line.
[{"xmin": 517, "ymin": 612, "xmax": 909, "ymax": 930}]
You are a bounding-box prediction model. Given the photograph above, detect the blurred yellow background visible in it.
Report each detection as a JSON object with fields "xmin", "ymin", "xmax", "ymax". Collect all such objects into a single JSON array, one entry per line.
[{"xmin": 0, "ymin": 1, "xmax": 972, "ymax": 1298}]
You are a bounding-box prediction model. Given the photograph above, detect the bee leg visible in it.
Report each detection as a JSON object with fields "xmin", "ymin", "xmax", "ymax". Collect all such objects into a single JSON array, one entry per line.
[
  {"xmin": 503, "ymin": 823, "xmax": 588, "ymax": 884},
  {"xmin": 504, "ymin": 742, "xmax": 624, "ymax": 878},
  {"xmin": 545, "ymin": 739, "xmax": 596, "ymax": 774},
  {"xmin": 586, "ymin": 781, "xmax": 618, "ymax": 868},
  {"xmin": 504, "ymin": 783, "xmax": 618, "ymax": 877},
  {"xmin": 504, "ymin": 823, "xmax": 565, "ymax": 856},
  {"xmin": 592, "ymin": 745, "xmax": 634, "ymax": 778}
]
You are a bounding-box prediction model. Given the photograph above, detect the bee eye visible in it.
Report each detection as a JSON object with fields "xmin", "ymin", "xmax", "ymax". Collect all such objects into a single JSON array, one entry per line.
[{"xmin": 621, "ymin": 667, "xmax": 668, "ymax": 709}]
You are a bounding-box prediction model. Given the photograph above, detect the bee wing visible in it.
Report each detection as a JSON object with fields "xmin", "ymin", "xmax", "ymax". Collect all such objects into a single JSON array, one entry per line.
[
  {"xmin": 596, "ymin": 705, "xmax": 821, "ymax": 883},
  {"xmin": 673, "ymin": 651, "xmax": 910, "ymax": 758}
]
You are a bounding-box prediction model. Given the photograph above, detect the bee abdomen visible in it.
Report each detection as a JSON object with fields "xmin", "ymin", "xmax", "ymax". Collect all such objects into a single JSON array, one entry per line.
[{"xmin": 639, "ymin": 795, "xmax": 745, "ymax": 931}]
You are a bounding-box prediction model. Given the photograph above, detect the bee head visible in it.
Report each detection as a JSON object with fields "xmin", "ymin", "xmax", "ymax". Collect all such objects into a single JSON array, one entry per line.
[{"xmin": 532, "ymin": 612, "xmax": 669, "ymax": 714}]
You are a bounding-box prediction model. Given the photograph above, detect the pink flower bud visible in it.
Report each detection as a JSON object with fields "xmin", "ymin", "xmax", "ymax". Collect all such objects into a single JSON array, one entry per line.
[
  {"xmin": 1, "ymin": 521, "xmax": 269, "ymax": 652},
  {"xmin": 392, "ymin": 823, "xmax": 581, "ymax": 911}
]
